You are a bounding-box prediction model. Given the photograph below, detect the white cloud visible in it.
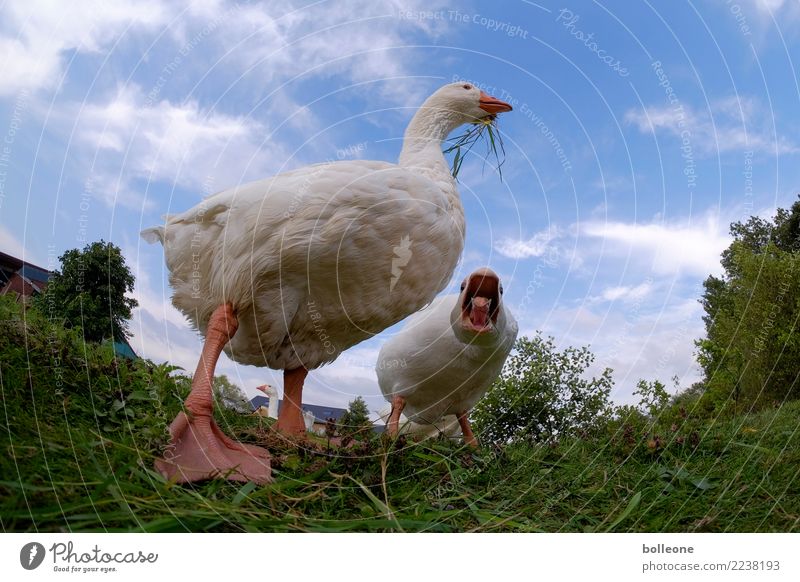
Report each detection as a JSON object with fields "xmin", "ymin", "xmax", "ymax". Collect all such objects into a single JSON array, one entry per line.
[
  {"xmin": 208, "ymin": 0, "xmax": 453, "ymax": 107},
  {"xmin": 527, "ymin": 294, "xmax": 705, "ymax": 404},
  {"xmin": 582, "ymin": 212, "xmax": 730, "ymax": 277},
  {"xmin": 0, "ymin": 0, "xmax": 438, "ymax": 101},
  {"xmin": 0, "ymin": 225, "xmax": 29, "ymax": 261},
  {"xmin": 0, "ymin": 0, "xmax": 170, "ymax": 96},
  {"xmin": 12, "ymin": 0, "xmax": 460, "ymax": 209},
  {"xmin": 0, "ymin": 225, "xmax": 49, "ymax": 267},
  {"xmin": 598, "ymin": 281, "xmax": 653, "ymax": 303},
  {"xmin": 625, "ymin": 96, "xmax": 798, "ymax": 156},
  {"xmin": 754, "ymin": 0, "xmax": 785, "ymax": 9},
  {"xmin": 66, "ymin": 84, "xmax": 293, "ymax": 208},
  {"xmin": 495, "ymin": 228, "xmax": 560, "ymax": 259},
  {"xmin": 746, "ymin": 0, "xmax": 797, "ymax": 14}
]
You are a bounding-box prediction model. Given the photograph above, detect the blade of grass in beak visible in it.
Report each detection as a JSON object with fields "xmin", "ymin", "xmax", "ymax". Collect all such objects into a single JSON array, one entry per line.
[{"xmin": 443, "ymin": 118, "xmax": 506, "ymax": 181}]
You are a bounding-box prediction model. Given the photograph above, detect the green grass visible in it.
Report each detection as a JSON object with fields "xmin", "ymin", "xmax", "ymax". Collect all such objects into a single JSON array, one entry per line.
[{"xmin": 1, "ymin": 296, "xmax": 799, "ymax": 532}]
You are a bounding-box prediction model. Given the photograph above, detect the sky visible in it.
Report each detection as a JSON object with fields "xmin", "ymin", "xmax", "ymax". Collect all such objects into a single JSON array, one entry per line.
[{"xmin": 1, "ymin": 0, "xmax": 799, "ymax": 419}]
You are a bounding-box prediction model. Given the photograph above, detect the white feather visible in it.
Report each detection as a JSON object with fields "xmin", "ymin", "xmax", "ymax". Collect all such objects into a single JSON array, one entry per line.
[
  {"xmin": 141, "ymin": 83, "xmax": 503, "ymax": 371},
  {"xmin": 376, "ymin": 289, "xmax": 518, "ymax": 424}
]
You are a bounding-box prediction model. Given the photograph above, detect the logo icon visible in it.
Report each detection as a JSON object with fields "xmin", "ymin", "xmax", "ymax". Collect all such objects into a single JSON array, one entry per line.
[
  {"xmin": 390, "ymin": 235, "xmax": 413, "ymax": 291},
  {"xmin": 20, "ymin": 542, "xmax": 46, "ymax": 570}
]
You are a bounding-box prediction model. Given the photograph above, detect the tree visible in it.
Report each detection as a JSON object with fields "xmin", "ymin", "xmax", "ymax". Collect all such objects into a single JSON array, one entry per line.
[
  {"xmin": 472, "ymin": 334, "xmax": 614, "ymax": 445},
  {"xmin": 213, "ymin": 375, "xmax": 251, "ymax": 413},
  {"xmin": 338, "ymin": 396, "xmax": 372, "ymax": 438},
  {"xmin": 697, "ymin": 197, "xmax": 800, "ymax": 410},
  {"xmin": 36, "ymin": 240, "xmax": 137, "ymax": 342},
  {"xmin": 633, "ymin": 378, "xmax": 670, "ymax": 418}
]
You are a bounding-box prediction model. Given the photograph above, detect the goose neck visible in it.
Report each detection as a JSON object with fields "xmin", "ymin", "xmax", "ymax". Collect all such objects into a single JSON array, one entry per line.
[{"xmin": 399, "ymin": 106, "xmax": 462, "ymax": 171}]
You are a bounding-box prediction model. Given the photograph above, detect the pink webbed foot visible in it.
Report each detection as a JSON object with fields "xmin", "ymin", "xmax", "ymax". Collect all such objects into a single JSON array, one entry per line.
[
  {"xmin": 155, "ymin": 303, "xmax": 272, "ymax": 484},
  {"xmin": 155, "ymin": 412, "xmax": 271, "ymax": 484}
]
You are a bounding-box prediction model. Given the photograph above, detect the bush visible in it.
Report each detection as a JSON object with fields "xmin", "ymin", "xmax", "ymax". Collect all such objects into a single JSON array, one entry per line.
[
  {"xmin": 472, "ymin": 334, "xmax": 614, "ymax": 445},
  {"xmin": 338, "ymin": 396, "xmax": 373, "ymax": 439},
  {"xmin": 0, "ymin": 294, "xmax": 185, "ymax": 456},
  {"xmin": 213, "ymin": 375, "xmax": 251, "ymax": 413}
]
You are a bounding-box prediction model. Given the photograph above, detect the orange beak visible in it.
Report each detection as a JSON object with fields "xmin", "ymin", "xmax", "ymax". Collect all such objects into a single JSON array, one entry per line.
[{"xmin": 479, "ymin": 91, "xmax": 513, "ymax": 114}]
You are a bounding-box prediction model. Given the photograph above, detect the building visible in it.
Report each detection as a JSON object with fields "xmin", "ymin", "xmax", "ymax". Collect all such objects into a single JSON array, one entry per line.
[
  {"xmin": 250, "ymin": 394, "xmax": 348, "ymax": 435},
  {"xmin": 0, "ymin": 251, "xmax": 137, "ymax": 359},
  {"xmin": 0, "ymin": 251, "xmax": 51, "ymax": 303}
]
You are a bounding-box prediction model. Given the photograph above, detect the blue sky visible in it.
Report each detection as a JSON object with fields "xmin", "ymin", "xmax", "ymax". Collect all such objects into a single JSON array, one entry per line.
[{"xmin": 1, "ymin": 0, "xmax": 799, "ymax": 417}]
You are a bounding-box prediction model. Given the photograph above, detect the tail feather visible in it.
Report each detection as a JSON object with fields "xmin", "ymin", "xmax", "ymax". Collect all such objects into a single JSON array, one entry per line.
[{"xmin": 141, "ymin": 226, "xmax": 165, "ymax": 244}]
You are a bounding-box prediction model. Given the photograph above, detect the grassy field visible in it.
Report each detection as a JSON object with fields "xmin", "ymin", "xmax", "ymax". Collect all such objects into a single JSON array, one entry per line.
[{"xmin": 1, "ymin": 297, "xmax": 799, "ymax": 532}]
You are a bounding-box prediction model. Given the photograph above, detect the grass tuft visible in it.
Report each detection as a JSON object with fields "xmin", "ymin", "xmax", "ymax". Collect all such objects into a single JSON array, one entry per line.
[
  {"xmin": 444, "ymin": 116, "xmax": 506, "ymax": 181},
  {"xmin": 1, "ymin": 295, "xmax": 799, "ymax": 532}
]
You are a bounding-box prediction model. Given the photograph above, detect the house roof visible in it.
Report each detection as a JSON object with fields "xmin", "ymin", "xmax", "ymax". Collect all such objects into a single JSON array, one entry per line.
[
  {"xmin": 250, "ymin": 395, "xmax": 270, "ymax": 409},
  {"xmin": 0, "ymin": 252, "xmax": 51, "ymax": 294},
  {"xmin": 18, "ymin": 263, "xmax": 51, "ymax": 286},
  {"xmin": 248, "ymin": 395, "xmax": 386, "ymax": 432},
  {"xmin": 0, "ymin": 251, "xmax": 24, "ymax": 273},
  {"xmin": 112, "ymin": 340, "xmax": 138, "ymax": 360}
]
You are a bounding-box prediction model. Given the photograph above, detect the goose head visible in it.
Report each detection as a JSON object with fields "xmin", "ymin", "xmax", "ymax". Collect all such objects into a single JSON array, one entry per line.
[
  {"xmin": 400, "ymin": 82, "xmax": 512, "ymax": 165},
  {"xmin": 451, "ymin": 267, "xmax": 506, "ymax": 342},
  {"xmin": 424, "ymin": 82, "xmax": 513, "ymax": 125}
]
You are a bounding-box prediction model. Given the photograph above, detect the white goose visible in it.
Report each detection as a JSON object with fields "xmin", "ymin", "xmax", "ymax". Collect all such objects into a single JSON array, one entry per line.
[
  {"xmin": 142, "ymin": 83, "xmax": 512, "ymax": 483},
  {"xmin": 376, "ymin": 268, "xmax": 518, "ymax": 446}
]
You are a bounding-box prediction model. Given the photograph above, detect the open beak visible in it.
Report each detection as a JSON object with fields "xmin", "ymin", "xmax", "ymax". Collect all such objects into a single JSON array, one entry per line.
[
  {"xmin": 461, "ymin": 269, "xmax": 501, "ymax": 333},
  {"xmin": 479, "ymin": 91, "xmax": 513, "ymax": 114}
]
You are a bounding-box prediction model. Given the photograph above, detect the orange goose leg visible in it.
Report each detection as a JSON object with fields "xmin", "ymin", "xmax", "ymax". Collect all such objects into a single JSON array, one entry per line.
[
  {"xmin": 386, "ymin": 395, "xmax": 406, "ymax": 436},
  {"xmin": 155, "ymin": 304, "xmax": 272, "ymax": 483},
  {"xmin": 275, "ymin": 366, "xmax": 309, "ymax": 435},
  {"xmin": 456, "ymin": 411, "xmax": 479, "ymax": 448}
]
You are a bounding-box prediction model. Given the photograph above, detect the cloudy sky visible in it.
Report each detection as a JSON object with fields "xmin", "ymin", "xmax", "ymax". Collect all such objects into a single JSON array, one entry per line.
[{"xmin": 1, "ymin": 0, "xmax": 798, "ymax": 417}]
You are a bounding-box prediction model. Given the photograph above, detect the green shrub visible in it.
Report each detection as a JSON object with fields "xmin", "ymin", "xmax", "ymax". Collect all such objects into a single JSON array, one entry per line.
[{"xmin": 472, "ymin": 334, "xmax": 614, "ymax": 445}]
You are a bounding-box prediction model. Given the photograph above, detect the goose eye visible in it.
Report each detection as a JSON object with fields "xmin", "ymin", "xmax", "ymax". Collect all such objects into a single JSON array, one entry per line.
[
  {"xmin": 460, "ymin": 281, "xmax": 466, "ymax": 291},
  {"xmin": 499, "ymin": 284, "xmax": 504, "ymax": 295},
  {"xmin": 462, "ymin": 84, "xmax": 472, "ymax": 90}
]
